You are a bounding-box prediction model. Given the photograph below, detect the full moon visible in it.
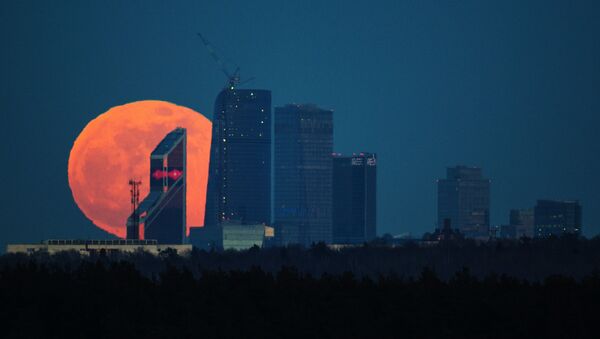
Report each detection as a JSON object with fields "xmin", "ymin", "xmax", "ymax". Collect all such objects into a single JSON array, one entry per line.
[{"xmin": 68, "ymin": 100, "xmax": 212, "ymax": 238}]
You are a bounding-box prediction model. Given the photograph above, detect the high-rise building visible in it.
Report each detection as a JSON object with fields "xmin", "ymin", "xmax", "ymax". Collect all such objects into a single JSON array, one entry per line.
[
  {"xmin": 204, "ymin": 87, "xmax": 271, "ymax": 227},
  {"xmin": 127, "ymin": 128, "xmax": 187, "ymax": 244},
  {"xmin": 332, "ymin": 153, "xmax": 377, "ymax": 244},
  {"xmin": 437, "ymin": 166, "xmax": 491, "ymax": 238},
  {"xmin": 510, "ymin": 208, "xmax": 534, "ymax": 238},
  {"xmin": 534, "ymin": 200, "xmax": 582, "ymax": 238},
  {"xmin": 274, "ymin": 104, "xmax": 333, "ymax": 246}
]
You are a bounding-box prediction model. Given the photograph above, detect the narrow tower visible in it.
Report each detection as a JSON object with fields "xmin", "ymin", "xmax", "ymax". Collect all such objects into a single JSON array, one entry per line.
[{"xmin": 126, "ymin": 179, "xmax": 142, "ymax": 239}]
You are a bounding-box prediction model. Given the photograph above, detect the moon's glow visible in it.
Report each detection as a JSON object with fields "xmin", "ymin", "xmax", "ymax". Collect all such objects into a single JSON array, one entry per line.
[{"xmin": 68, "ymin": 100, "xmax": 212, "ymax": 238}]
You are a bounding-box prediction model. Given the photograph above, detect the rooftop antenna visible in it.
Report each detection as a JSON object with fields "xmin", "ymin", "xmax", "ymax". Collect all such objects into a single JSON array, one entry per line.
[
  {"xmin": 126, "ymin": 179, "xmax": 142, "ymax": 240},
  {"xmin": 197, "ymin": 33, "xmax": 254, "ymax": 89}
]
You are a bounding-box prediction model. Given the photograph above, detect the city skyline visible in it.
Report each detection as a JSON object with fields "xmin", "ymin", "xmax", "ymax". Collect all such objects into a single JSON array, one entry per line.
[
  {"xmin": 2, "ymin": 1, "xmax": 600, "ymax": 251},
  {"xmin": 3, "ymin": 2, "xmax": 600, "ymax": 337}
]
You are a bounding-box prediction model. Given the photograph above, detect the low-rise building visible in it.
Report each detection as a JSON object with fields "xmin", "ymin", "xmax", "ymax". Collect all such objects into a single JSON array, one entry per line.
[
  {"xmin": 6, "ymin": 239, "xmax": 191, "ymax": 256},
  {"xmin": 189, "ymin": 222, "xmax": 274, "ymax": 251}
]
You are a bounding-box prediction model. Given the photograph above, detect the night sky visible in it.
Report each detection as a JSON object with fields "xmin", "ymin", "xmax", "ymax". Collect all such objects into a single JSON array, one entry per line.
[{"xmin": 2, "ymin": 0, "xmax": 599, "ymax": 250}]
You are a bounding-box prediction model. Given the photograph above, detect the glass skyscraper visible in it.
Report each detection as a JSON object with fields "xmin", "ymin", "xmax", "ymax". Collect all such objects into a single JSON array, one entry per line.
[
  {"xmin": 332, "ymin": 153, "xmax": 377, "ymax": 244},
  {"xmin": 204, "ymin": 87, "xmax": 271, "ymax": 226},
  {"xmin": 274, "ymin": 104, "xmax": 333, "ymax": 246},
  {"xmin": 127, "ymin": 128, "xmax": 187, "ymax": 244},
  {"xmin": 437, "ymin": 166, "xmax": 491, "ymax": 238}
]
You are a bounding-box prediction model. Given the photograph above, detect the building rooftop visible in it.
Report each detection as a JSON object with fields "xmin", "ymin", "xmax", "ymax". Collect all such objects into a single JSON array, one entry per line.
[{"xmin": 151, "ymin": 127, "xmax": 186, "ymax": 157}]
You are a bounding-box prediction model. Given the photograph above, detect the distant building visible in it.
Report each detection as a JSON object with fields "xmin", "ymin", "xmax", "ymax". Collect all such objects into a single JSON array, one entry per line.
[
  {"xmin": 427, "ymin": 218, "xmax": 464, "ymax": 241},
  {"xmin": 274, "ymin": 104, "xmax": 333, "ymax": 246},
  {"xmin": 534, "ymin": 200, "xmax": 582, "ymax": 238},
  {"xmin": 437, "ymin": 166, "xmax": 491, "ymax": 238},
  {"xmin": 204, "ymin": 87, "xmax": 271, "ymax": 227},
  {"xmin": 189, "ymin": 222, "xmax": 274, "ymax": 251},
  {"xmin": 6, "ymin": 239, "xmax": 191, "ymax": 256},
  {"xmin": 127, "ymin": 128, "xmax": 186, "ymax": 244},
  {"xmin": 332, "ymin": 153, "xmax": 377, "ymax": 244},
  {"xmin": 492, "ymin": 225, "xmax": 516, "ymax": 239},
  {"xmin": 510, "ymin": 209, "xmax": 534, "ymax": 238}
]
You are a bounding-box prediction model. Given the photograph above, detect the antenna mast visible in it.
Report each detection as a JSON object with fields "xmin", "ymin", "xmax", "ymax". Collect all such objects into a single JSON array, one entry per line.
[{"xmin": 126, "ymin": 179, "xmax": 142, "ymax": 240}]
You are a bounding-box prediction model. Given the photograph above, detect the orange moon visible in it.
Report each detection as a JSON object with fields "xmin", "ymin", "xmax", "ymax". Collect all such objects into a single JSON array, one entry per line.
[{"xmin": 68, "ymin": 100, "xmax": 212, "ymax": 238}]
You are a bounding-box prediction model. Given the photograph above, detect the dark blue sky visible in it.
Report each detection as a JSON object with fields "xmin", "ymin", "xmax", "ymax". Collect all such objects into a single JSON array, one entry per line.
[{"xmin": 1, "ymin": 0, "xmax": 599, "ymax": 249}]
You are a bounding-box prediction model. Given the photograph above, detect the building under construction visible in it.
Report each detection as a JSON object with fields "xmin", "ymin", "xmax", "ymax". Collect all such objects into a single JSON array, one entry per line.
[{"xmin": 126, "ymin": 127, "xmax": 187, "ymax": 244}]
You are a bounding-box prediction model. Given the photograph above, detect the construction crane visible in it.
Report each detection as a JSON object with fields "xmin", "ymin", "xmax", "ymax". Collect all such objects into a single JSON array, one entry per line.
[{"xmin": 197, "ymin": 33, "xmax": 254, "ymax": 89}]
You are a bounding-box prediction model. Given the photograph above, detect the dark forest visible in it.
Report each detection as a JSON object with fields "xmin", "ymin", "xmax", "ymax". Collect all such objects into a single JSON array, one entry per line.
[{"xmin": 2, "ymin": 237, "xmax": 600, "ymax": 338}]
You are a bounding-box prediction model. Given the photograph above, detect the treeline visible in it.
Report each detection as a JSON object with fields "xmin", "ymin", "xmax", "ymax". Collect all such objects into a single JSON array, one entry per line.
[
  {"xmin": 3, "ymin": 235, "xmax": 600, "ymax": 281},
  {"xmin": 1, "ymin": 259, "xmax": 600, "ymax": 338}
]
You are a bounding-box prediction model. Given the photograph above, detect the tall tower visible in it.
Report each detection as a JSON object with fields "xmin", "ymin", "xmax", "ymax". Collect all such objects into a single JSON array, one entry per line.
[
  {"xmin": 126, "ymin": 179, "xmax": 142, "ymax": 240},
  {"xmin": 274, "ymin": 104, "xmax": 333, "ymax": 246},
  {"xmin": 332, "ymin": 153, "xmax": 377, "ymax": 244},
  {"xmin": 127, "ymin": 128, "xmax": 187, "ymax": 244},
  {"xmin": 437, "ymin": 166, "xmax": 491, "ymax": 238},
  {"xmin": 204, "ymin": 87, "xmax": 271, "ymax": 226}
]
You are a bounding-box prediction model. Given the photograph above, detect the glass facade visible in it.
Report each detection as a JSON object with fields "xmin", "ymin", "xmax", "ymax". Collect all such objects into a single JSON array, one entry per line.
[
  {"xmin": 127, "ymin": 128, "xmax": 187, "ymax": 244},
  {"xmin": 189, "ymin": 223, "xmax": 265, "ymax": 251},
  {"xmin": 437, "ymin": 166, "xmax": 490, "ymax": 238},
  {"xmin": 534, "ymin": 200, "xmax": 582, "ymax": 238},
  {"xmin": 274, "ymin": 104, "xmax": 333, "ymax": 246},
  {"xmin": 204, "ymin": 88, "xmax": 271, "ymax": 227},
  {"xmin": 332, "ymin": 153, "xmax": 377, "ymax": 244}
]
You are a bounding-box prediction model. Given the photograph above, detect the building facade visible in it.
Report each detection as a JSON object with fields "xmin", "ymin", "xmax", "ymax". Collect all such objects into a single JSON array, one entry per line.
[
  {"xmin": 274, "ymin": 104, "xmax": 333, "ymax": 246},
  {"xmin": 6, "ymin": 240, "xmax": 191, "ymax": 256},
  {"xmin": 332, "ymin": 153, "xmax": 377, "ymax": 244},
  {"xmin": 204, "ymin": 87, "xmax": 271, "ymax": 227},
  {"xmin": 534, "ymin": 200, "xmax": 582, "ymax": 238},
  {"xmin": 510, "ymin": 208, "xmax": 535, "ymax": 238},
  {"xmin": 127, "ymin": 128, "xmax": 187, "ymax": 244},
  {"xmin": 189, "ymin": 222, "xmax": 273, "ymax": 251},
  {"xmin": 437, "ymin": 166, "xmax": 491, "ymax": 238}
]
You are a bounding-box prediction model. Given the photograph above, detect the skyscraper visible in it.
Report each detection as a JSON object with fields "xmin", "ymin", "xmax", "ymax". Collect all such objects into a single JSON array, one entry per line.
[
  {"xmin": 274, "ymin": 104, "xmax": 333, "ymax": 246},
  {"xmin": 204, "ymin": 87, "xmax": 271, "ymax": 227},
  {"xmin": 127, "ymin": 128, "xmax": 187, "ymax": 244},
  {"xmin": 437, "ymin": 166, "xmax": 491, "ymax": 238},
  {"xmin": 332, "ymin": 153, "xmax": 377, "ymax": 244},
  {"xmin": 534, "ymin": 200, "xmax": 582, "ymax": 238}
]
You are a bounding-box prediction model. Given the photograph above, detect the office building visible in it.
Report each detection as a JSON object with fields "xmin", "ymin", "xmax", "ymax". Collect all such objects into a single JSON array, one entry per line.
[
  {"xmin": 204, "ymin": 87, "xmax": 271, "ymax": 227},
  {"xmin": 332, "ymin": 153, "xmax": 377, "ymax": 244},
  {"xmin": 510, "ymin": 208, "xmax": 534, "ymax": 238},
  {"xmin": 534, "ymin": 200, "xmax": 582, "ymax": 238},
  {"xmin": 127, "ymin": 128, "xmax": 187, "ymax": 244},
  {"xmin": 189, "ymin": 222, "xmax": 274, "ymax": 251},
  {"xmin": 493, "ymin": 225, "xmax": 516, "ymax": 239},
  {"xmin": 274, "ymin": 104, "xmax": 333, "ymax": 246},
  {"xmin": 437, "ymin": 166, "xmax": 491, "ymax": 238}
]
